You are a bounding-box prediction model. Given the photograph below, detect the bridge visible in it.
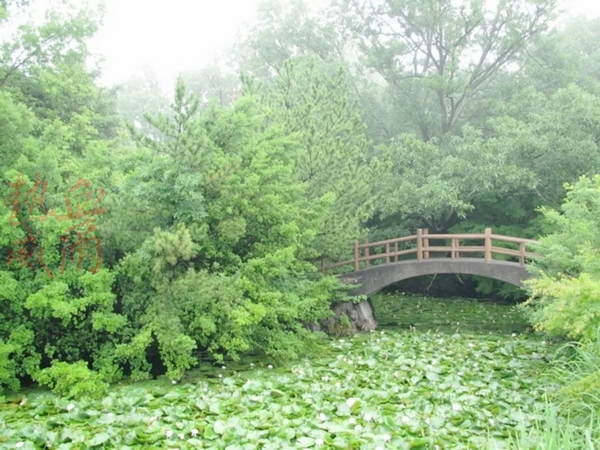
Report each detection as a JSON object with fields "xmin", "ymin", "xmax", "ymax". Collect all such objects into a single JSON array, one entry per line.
[{"xmin": 322, "ymin": 228, "xmax": 538, "ymax": 297}]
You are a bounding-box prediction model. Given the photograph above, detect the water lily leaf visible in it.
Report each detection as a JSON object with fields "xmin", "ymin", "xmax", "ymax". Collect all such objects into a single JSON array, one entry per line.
[
  {"xmin": 270, "ymin": 389, "xmax": 286, "ymax": 398},
  {"xmin": 409, "ymin": 437, "xmax": 429, "ymax": 448},
  {"xmin": 89, "ymin": 432, "xmax": 110, "ymax": 446},
  {"xmin": 295, "ymin": 436, "xmax": 315, "ymax": 448},
  {"xmin": 213, "ymin": 420, "xmax": 226, "ymax": 435}
]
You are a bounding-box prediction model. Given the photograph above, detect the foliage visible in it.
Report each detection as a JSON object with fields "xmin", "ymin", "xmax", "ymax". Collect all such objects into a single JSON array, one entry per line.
[
  {"xmin": 522, "ymin": 175, "xmax": 600, "ymax": 341},
  {"xmin": 34, "ymin": 360, "xmax": 109, "ymax": 399},
  {"xmin": 510, "ymin": 335, "xmax": 600, "ymax": 449},
  {"xmin": 237, "ymin": 0, "xmax": 343, "ymax": 81},
  {"xmin": 112, "ymin": 81, "xmax": 346, "ymax": 379},
  {"xmin": 377, "ymin": 128, "xmax": 535, "ymax": 231},
  {"xmin": 334, "ymin": 0, "xmax": 558, "ymax": 140},
  {"xmin": 265, "ymin": 57, "xmax": 388, "ymax": 256},
  {"xmin": 510, "ymin": 401, "xmax": 600, "ymax": 450},
  {"xmin": 0, "ymin": 297, "xmax": 555, "ymax": 449},
  {"xmin": 0, "ymin": 0, "xmax": 100, "ymax": 89}
]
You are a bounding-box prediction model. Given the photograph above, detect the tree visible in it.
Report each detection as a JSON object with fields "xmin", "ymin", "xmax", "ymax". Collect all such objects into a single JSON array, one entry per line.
[
  {"xmin": 236, "ymin": 0, "xmax": 343, "ymax": 81},
  {"xmin": 522, "ymin": 175, "xmax": 600, "ymax": 341},
  {"xmin": 0, "ymin": 0, "xmax": 99, "ymax": 89},
  {"xmin": 114, "ymin": 82, "xmax": 345, "ymax": 380},
  {"xmin": 521, "ymin": 17, "xmax": 600, "ymax": 96},
  {"xmin": 376, "ymin": 125, "xmax": 535, "ymax": 232},
  {"xmin": 114, "ymin": 66, "xmax": 171, "ymax": 139},
  {"xmin": 179, "ymin": 65, "xmax": 241, "ymax": 108},
  {"xmin": 263, "ymin": 57, "xmax": 388, "ymax": 258},
  {"xmin": 335, "ymin": 0, "xmax": 558, "ymax": 140}
]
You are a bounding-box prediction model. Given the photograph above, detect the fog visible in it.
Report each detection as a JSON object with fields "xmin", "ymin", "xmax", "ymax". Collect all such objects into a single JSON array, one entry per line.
[{"xmin": 89, "ymin": 0, "xmax": 599, "ymax": 91}]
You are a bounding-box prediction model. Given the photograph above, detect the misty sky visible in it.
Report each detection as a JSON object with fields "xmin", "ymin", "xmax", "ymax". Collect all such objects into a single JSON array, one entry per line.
[{"xmin": 89, "ymin": 0, "xmax": 600, "ymax": 90}]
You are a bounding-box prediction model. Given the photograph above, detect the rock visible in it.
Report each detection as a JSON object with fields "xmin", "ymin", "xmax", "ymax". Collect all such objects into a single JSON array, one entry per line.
[{"xmin": 307, "ymin": 299, "xmax": 377, "ymax": 335}]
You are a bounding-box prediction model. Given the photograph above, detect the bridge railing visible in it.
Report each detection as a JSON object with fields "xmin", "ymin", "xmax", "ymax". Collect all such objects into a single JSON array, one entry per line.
[{"xmin": 322, "ymin": 228, "xmax": 538, "ymax": 273}]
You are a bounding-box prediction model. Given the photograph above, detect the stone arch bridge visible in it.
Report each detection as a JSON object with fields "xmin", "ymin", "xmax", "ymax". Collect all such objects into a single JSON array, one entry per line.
[{"xmin": 319, "ymin": 229, "xmax": 538, "ymax": 330}]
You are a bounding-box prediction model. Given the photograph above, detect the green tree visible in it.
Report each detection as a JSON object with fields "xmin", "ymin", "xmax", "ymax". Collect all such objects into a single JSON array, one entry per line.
[
  {"xmin": 179, "ymin": 65, "xmax": 240, "ymax": 108},
  {"xmin": 264, "ymin": 58, "xmax": 388, "ymax": 258},
  {"xmin": 0, "ymin": 0, "xmax": 99, "ymax": 89},
  {"xmin": 335, "ymin": 0, "xmax": 558, "ymax": 140},
  {"xmin": 237, "ymin": 0, "xmax": 343, "ymax": 81},
  {"xmin": 522, "ymin": 175, "xmax": 600, "ymax": 341},
  {"xmin": 115, "ymin": 82, "xmax": 345, "ymax": 380},
  {"xmin": 114, "ymin": 66, "xmax": 171, "ymax": 139}
]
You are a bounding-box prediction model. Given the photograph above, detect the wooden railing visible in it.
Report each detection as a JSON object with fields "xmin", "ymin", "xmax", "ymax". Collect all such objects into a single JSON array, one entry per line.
[{"xmin": 322, "ymin": 228, "xmax": 538, "ymax": 273}]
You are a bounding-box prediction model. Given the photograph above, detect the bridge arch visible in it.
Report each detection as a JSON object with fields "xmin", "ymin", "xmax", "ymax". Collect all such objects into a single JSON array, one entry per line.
[{"xmin": 338, "ymin": 258, "xmax": 531, "ymax": 297}]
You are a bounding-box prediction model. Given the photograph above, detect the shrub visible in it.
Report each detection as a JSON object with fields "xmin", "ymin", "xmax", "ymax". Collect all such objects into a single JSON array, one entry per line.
[{"xmin": 35, "ymin": 361, "xmax": 109, "ymax": 399}]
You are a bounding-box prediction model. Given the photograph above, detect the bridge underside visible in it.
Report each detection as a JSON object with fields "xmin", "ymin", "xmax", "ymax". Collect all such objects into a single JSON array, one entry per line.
[{"xmin": 338, "ymin": 258, "xmax": 531, "ymax": 297}]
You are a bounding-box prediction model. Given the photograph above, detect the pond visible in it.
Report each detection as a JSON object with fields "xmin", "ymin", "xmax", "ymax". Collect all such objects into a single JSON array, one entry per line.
[{"xmin": 0, "ymin": 294, "xmax": 559, "ymax": 449}]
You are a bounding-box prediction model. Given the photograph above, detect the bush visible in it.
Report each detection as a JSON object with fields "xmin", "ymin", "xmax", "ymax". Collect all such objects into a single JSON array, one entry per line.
[
  {"xmin": 522, "ymin": 175, "xmax": 600, "ymax": 341},
  {"xmin": 35, "ymin": 361, "xmax": 109, "ymax": 399}
]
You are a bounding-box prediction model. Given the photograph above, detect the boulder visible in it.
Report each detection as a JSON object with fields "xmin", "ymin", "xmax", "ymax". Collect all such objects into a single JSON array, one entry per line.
[{"xmin": 309, "ymin": 299, "xmax": 377, "ymax": 335}]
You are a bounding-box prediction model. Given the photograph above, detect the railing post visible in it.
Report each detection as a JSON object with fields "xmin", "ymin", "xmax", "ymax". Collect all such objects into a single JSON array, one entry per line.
[
  {"xmin": 519, "ymin": 242, "xmax": 525, "ymax": 266},
  {"xmin": 451, "ymin": 238, "xmax": 458, "ymax": 259},
  {"xmin": 484, "ymin": 228, "xmax": 492, "ymax": 262},
  {"xmin": 320, "ymin": 257, "xmax": 325, "ymax": 273},
  {"xmin": 423, "ymin": 229, "xmax": 429, "ymax": 259},
  {"xmin": 364, "ymin": 238, "xmax": 370, "ymax": 268},
  {"xmin": 417, "ymin": 229, "xmax": 423, "ymax": 261},
  {"xmin": 385, "ymin": 242, "xmax": 390, "ymax": 264},
  {"xmin": 394, "ymin": 242, "xmax": 398, "ymax": 262},
  {"xmin": 354, "ymin": 240, "xmax": 359, "ymax": 272}
]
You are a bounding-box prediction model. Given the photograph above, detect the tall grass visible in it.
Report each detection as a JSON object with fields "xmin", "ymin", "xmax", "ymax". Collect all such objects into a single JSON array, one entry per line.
[{"xmin": 508, "ymin": 332, "xmax": 600, "ymax": 449}]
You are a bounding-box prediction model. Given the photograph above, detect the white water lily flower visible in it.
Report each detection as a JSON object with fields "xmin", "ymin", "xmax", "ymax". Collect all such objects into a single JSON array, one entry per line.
[
  {"xmin": 318, "ymin": 413, "xmax": 327, "ymax": 421},
  {"xmin": 171, "ymin": 380, "xmax": 177, "ymax": 384},
  {"xmin": 218, "ymin": 374, "xmax": 222, "ymax": 378},
  {"xmin": 268, "ymin": 364, "xmax": 273, "ymax": 369},
  {"xmin": 457, "ymin": 371, "xmax": 463, "ymax": 376},
  {"xmin": 315, "ymin": 438, "xmax": 324, "ymax": 447},
  {"xmin": 166, "ymin": 430, "xmax": 174, "ymax": 438},
  {"xmin": 221, "ymin": 365, "xmax": 226, "ymax": 370},
  {"xmin": 512, "ymin": 333, "xmax": 517, "ymax": 337},
  {"xmin": 15, "ymin": 443, "xmax": 24, "ymax": 448},
  {"xmin": 322, "ymin": 376, "xmax": 329, "ymax": 382},
  {"xmin": 401, "ymin": 415, "xmax": 410, "ymax": 424},
  {"xmin": 468, "ymin": 343, "xmax": 474, "ymax": 348},
  {"xmin": 250, "ymin": 363, "xmax": 255, "ymax": 367},
  {"xmin": 346, "ymin": 397, "xmax": 357, "ymax": 408},
  {"xmin": 179, "ymin": 433, "xmax": 185, "ymax": 440},
  {"xmin": 364, "ymin": 412, "xmax": 373, "ymax": 422},
  {"xmin": 335, "ymin": 382, "xmax": 341, "ymax": 388},
  {"xmin": 354, "ymin": 424, "xmax": 363, "ymax": 431},
  {"xmin": 66, "ymin": 403, "xmax": 75, "ymax": 412},
  {"xmin": 191, "ymin": 428, "xmax": 199, "ymax": 437},
  {"xmin": 348, "ymin": 417, "xmax": 357, "ymax": 424},
  {"xmin": 452, "ymin": 403, "xmax": 462, "ymax": 411},
  {"xmin": 382, "ymin": 434, "xmax": 392, "ymax": 442}
]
